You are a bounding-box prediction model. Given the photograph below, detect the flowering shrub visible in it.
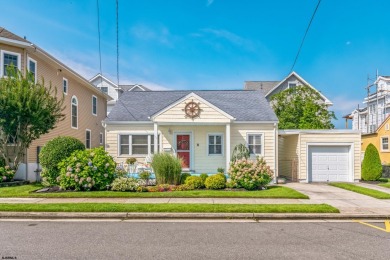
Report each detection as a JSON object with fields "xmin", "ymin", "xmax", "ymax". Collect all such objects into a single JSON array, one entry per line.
[
  {"xmin": 185, "ymin": 176, "xmax": 204, "ymax": 189},
  {"xmin": 0, "ymin": 166, "xmax": 15, "ymax": 182},
  {"xmin": 57, "ymin": 147, "xmax": 116, "ymax": 191},
  {"xmin": 111, "ymin": 177, "xmax": 139, "ymax": 192},
  {"xmin": 204, "ymin": 174, "xmax": 226, "ymax": 190},
  {"xmin": 39, "ymin": 136, "xmax": 85, "ymax": 186},
  {"xmin": 171, "ymin": 184, "xmax": 193, "ymax": 191},
  {"xmin": 228, "ymin": 157, "xmax": 273, "ymax": 190}
]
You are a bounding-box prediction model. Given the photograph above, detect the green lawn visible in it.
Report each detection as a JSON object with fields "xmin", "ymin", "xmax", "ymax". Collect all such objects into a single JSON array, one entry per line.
[
  {"xmin": 0, "ymin": 184, "xmax": 308, "ymax": 199},
  {"xmin": 329, "ymin": 183, "xmax": 390, "ymax": 199},
  {"xmin": 379, "ymin": 182, "xmax": 390, "ymax": 188},
  {"xmin": 0, "ymin": 203, "xmax": 338, "ymax": 213}
]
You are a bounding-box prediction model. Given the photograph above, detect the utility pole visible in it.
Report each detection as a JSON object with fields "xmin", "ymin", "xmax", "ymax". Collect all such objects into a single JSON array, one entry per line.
[{"xmin": 376, "ymin": 69, "xmax": 379, "ymax": 130}]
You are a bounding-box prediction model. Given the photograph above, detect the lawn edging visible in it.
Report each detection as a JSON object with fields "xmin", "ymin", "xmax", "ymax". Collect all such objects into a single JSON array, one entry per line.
[{"xmin": 329, "ymin": 183, "xmax": 390, "ymax": 199}]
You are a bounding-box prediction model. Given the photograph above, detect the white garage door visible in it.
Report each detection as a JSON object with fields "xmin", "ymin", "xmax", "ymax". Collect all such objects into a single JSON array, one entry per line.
[{"xmin": 309, "ymin": 146, "xmax": 350, "ymax": 182}]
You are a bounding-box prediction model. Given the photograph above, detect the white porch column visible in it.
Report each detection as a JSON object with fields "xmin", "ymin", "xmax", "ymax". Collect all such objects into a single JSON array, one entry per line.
[
  {"xmin": 154, "ymin": 122, "xmax": 158, "ymax": 154},
  {"xmin": 225, "ymin": 123, "xmax": 231, "ymax": 172}
]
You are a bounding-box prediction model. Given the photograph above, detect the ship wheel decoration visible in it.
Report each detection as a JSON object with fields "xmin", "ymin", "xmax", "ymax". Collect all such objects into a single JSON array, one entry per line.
[{"xmin": 184, "ymin": 100, "xmax": 201, "ymax": 119}]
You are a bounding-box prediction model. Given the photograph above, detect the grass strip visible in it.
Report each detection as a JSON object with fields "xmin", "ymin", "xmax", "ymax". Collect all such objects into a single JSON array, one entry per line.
[
  {"xmin": 0, "ymin": 203, "xmax": 338, "ymax": 213},
  {"xmin": 329, "ymin": 183, "xmax": 390, "ymax": 199},
  {"xmin": 0, "ymin": 184, "xmax": 308, "ymax": 199}
]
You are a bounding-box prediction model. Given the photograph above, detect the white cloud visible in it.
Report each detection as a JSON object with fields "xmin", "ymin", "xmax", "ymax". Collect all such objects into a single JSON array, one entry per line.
[
  {"xmin": 331, "ymin": 96, "xmax": 363, "ymax": 115},
  {"xmin": 197, "ymin": 28, "xmax": 256, "ymax": 51},
  {"xmin": 130, "ymin": 24, "xmax": 174, "ymax": 47},
  {"xmin": 120, "ymin": 76, "xmax": 171, "ymax": 91},
  {"xmin": 206, "ymin": 0, "xmax": 214, "ymax": 7}
]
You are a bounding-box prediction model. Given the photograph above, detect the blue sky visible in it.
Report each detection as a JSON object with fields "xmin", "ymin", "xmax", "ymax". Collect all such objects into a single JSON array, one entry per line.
[{"xmin": 3, "ymin": 0, "xmax": 390, "ymax": 128}]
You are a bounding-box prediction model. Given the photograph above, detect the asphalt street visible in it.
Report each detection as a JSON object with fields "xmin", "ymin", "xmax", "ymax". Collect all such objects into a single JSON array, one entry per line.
[{"xmin": 1, "ymin": 220, "xmax": 390, "ymax": 260}]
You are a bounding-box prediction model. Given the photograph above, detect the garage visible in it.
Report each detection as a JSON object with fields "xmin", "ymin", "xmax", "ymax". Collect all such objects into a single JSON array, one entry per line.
[
  {"xmin": 278, "ymin": 130, "xmax": 361, "ymax": 182},
  {"xmin": 308, "ymin": 146, "xmax": 350, "ymax": 182}
]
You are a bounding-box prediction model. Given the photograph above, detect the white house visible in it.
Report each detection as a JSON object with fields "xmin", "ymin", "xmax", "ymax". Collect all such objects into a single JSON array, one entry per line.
[
  {"xmin": 103, "ymin": 89, "xmax": 361, "ymax": 182},
  {"xmin": 347, "ymin": 76, "xmax": 390, "ymax": 134},
  {"xmin": 90, "ymin": 74, "xmax": 150, "ymax": 114}
]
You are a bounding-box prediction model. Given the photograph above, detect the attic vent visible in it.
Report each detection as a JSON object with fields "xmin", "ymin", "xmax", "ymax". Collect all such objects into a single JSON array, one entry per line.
[{"xmin": 386, "ymin": 124, "xmax": 389, "ymax": 131}]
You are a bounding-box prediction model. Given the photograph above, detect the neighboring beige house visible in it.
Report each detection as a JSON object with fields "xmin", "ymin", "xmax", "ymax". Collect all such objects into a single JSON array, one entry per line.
[
  {"xmin": 0, "ymin": 27, "xmax": 111, "ymax": 181},
  {"xmin": 89, "ymin": 73, "xmax": 150, "ymax": 114}
]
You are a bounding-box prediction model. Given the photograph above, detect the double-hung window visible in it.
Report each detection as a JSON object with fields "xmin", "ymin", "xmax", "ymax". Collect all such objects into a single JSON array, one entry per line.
[
  {"xmin": 247, "ymin": 133, "xmax": 262, "ymax": 155},
  {"xmin": 71, "ymin": 96, "xmax": 78, "ymax": 129},
  {"xmin": 86, "ymin": 130, "xmax": 91, "ymax": 149},
  {"xmin": 92, "ymin": 95, "xmax": 97, "ymax": 116},
  {"xmin": 63, "ymin": 78, "xmax": 68, "ymax": 94},
  {"xmin": 27, "ymin": 57, "xmax": 37, "ymax": 83},
  {"xmin": 119, "ymin": 135, "xmax": 160, "ymax": 155},
  {"xmin": 1, "ymin": 50, "xmax": 21, "ymax": 76},
  {"xmin": 381, "ymin": 136, "xmax": 389, "ymax": 151},
  {"xmin": 208, "ymin": 134, "xmax": 223, "ymax": 155}
]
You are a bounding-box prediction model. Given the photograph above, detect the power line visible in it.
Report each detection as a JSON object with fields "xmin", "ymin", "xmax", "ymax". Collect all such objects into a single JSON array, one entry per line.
[
  {"xmin": 116, "ymin": 0, "xmax": 119, "ymax": 87},
  {"xmin": 96, "ymin": 0, "xmax": 103, "ymax": 85},
  {"xmin": 290, "ymin": 0, "xmax": 322, "ymax": 73}
]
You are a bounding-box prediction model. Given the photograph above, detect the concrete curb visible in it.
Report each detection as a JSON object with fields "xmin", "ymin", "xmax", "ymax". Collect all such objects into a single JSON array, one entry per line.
[{"xmin": 1, "ymin": 212, "xmax": 390, "ymax": 220}]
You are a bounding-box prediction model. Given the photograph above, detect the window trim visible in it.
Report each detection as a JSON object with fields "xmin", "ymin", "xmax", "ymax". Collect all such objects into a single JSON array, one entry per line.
[
  {"xmin": 118, "ymin": 134, "xmax": 160, "ymax": 157},
  {"xmin": 381, "ymin": 136, "xmax": 389, "ymax": 152},
  {"xmin": 27, "ymin": 56, "xmax": 37, "ymax": 83},
  {"xmin": 246, "ymin": 132, "xmax": 264, "ymax": 156},
  {"xmin": 63, "ymin": 77, "xmax": 68, "ymax": 95},
  {"xmin": 0, "ymin": 50, "xmax": 21, "ymax": 77},
  {"xmin": 207, "ymin": 133, "xmax": 224, "ymax": 156},
  {"xmin": 85, "ymin": 129, "xmax": 91, "ymax": 149},
  {"xmin": 71, "ymin": 96, "xmax": 78, "ymax": 129},
  {"xmin": 92, "ymin": 95, "xmax": 97, "ymax": 116}
]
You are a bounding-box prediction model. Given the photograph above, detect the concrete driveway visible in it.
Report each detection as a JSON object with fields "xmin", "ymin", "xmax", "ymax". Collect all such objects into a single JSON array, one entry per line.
[{"xmin": 286, "ymin": 182, "xmax": 390, "ymax": 215}]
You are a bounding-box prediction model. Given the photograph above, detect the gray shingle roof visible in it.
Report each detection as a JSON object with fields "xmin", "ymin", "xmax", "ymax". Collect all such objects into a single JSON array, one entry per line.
[
  {"xmin": 0, "ymin": 27, "xmax": 30, "ymax": 43},
  {"xmin": 244, "ymin": 81, "xmax": 279, "ymax": 95},
  {"xmin": 106, "ymin": 90, "xmax": 278, "ymax": 122}
]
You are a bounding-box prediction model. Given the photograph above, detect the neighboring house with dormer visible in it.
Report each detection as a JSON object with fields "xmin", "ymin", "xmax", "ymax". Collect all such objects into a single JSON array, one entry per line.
[
  {"xmin": 244, "ymin": 71, "xmax": 333, "ymax": 106},
  {"xmin": 0, "ymin": 27, "xmax": 111, "ymax": 181},
  {"xmin": 346, "ymin": 76, "xmax": 390, "ymax": 134},
  {"xmin": 90, "ymin": 74, "xmax": 150, "ymax": 114}
]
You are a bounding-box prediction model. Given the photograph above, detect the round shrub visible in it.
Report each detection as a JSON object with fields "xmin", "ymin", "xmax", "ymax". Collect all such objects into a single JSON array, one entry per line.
[
  {"xmin": 199, "ymin": 173, "xmax": 208, "ymax": 185},
  {"xmin": 58, "ymin": 147, "xmax": 116, "ymax": 191},
  {"xmin": 40, "ymin": 136, "xmax": 85, "ymax": 186},
  {"xmin": 111, "ymin": 177, "xmax": 139, "ymax": 191},
  {"xmin": 229, "ymin": 157, "xmax": 273, "ymax": 190},
  {"xmin": 362, "ymin": 143, "xmax": 382, "ymax": 181},
  {"xmin": 216, "ymin": 172, "xmax": 227, "ymax": 182},
  {"xmin": 205, "ymin": 174, "xmax": 226, "ymax": 190},
  {"xmin": 151, "ymin": 153, "xmax": 182, "ymax": 185},
  {"xmin": 180, "ymin": 172, "xmax": 191, "ymax": 184},
  {"xmin": 185, "ymin": 176, "xmax": 204, "ymax": 189}
]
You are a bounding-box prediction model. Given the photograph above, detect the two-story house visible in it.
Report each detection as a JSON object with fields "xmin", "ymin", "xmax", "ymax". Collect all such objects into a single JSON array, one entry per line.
[
  {"xmin": 244, "ymin": 71, "xmax": 333, "ymax": 105},
  {"xmin": 0, "ymin": 27, "xmax": 111, "ymax": 181},
  {"xmin": 347, "ymin": 76, "xmax": 390, "ymax": 134},
  {"xmin": 89, "ymin": 74, "xmax": 150, "ymax": 114}
]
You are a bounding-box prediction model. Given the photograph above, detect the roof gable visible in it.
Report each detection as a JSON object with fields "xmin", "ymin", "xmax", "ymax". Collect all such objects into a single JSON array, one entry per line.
[
  {"xmin": 152, "ymin": 92, "xmax": 234, "ymax": 123},
  {"xmin": 266, "ymin": 71, "xmax": 333, "ymax": 105}
]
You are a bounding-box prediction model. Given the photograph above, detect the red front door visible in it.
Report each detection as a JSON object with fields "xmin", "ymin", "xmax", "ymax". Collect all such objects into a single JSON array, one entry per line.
[{"xmin": 176, "ymin": 134, "xmax": 190, "ymax": 168}]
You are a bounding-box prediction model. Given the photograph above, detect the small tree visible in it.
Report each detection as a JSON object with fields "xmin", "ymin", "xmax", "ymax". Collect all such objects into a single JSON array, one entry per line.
[
  {"xmin": 231, "ymin": 144, "xmax": 250, "ymax": 162},
  {"xmin": 270, "ymin": 85, "xmax": 336, "ymax": 129},
  {"xmin": 0, "ymin": 68, "xmax": 65, "ymax": 170},
  {"xmin": 362, "ymin": 143, "xmax": 382, "ymax": 181}
]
